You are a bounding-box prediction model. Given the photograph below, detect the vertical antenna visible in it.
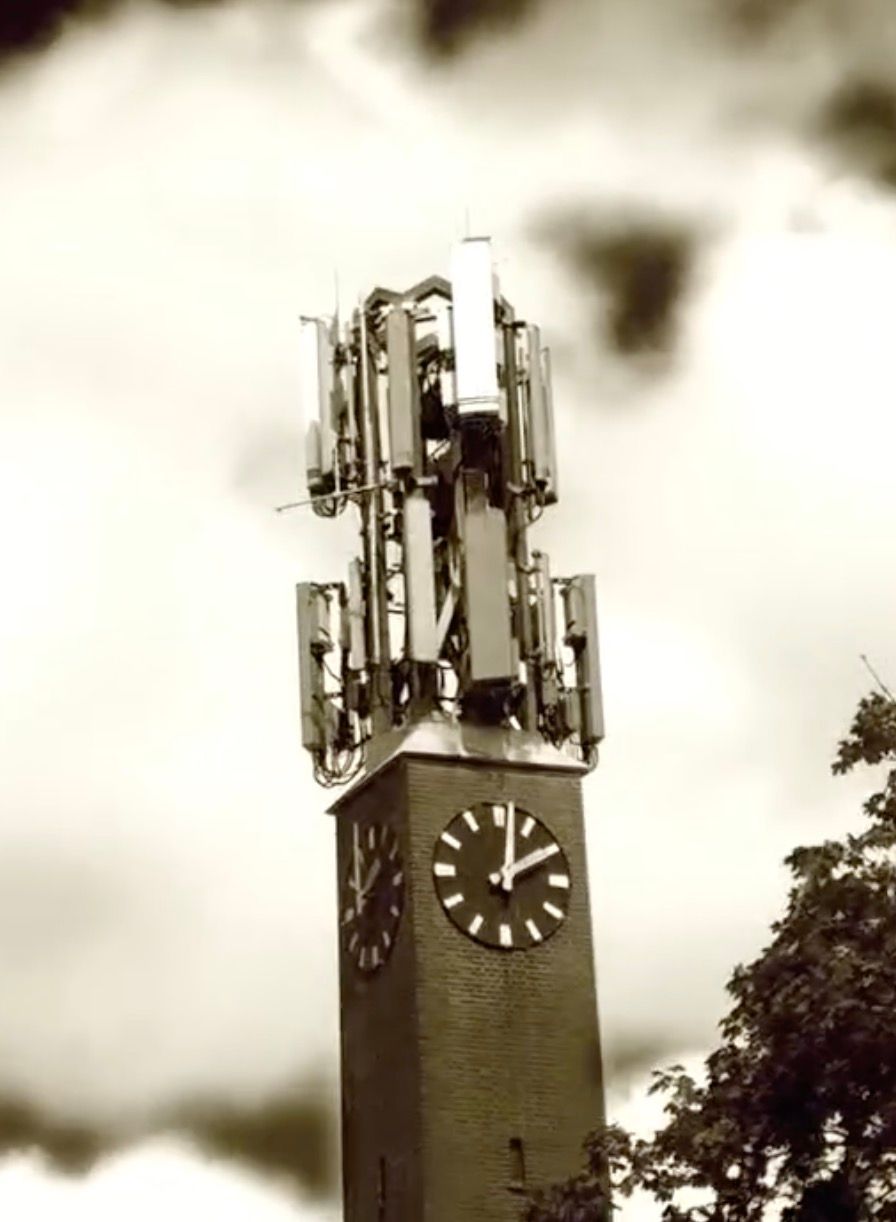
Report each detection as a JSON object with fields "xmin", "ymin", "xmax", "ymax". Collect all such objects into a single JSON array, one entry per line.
[{"xmin": 358, "ymin": 295, "xmax": 392, "ymax": 733}]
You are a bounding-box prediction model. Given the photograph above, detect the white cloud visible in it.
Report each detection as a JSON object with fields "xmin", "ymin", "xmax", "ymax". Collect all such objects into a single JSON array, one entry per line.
[{"xmin": 0, "ymin": 1141, "xmax": 337, "ymax": 1222}]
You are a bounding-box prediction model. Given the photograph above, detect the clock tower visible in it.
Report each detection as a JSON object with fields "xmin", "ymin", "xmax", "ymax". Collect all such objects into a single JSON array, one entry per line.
[{"xmin": 294, "ymin": 240, "xmax": 607, "ymax": 1220}]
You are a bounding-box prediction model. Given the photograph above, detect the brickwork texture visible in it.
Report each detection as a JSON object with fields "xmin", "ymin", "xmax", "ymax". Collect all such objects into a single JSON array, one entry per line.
[{"xmin": 337, "ymin": 752, "xmax": 605, "ymax": 1222}]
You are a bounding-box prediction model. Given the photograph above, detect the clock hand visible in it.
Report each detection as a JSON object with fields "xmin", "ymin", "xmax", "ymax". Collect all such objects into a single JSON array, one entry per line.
[
  {"xmin": 506, "ymin": 843, "xmax": 559, "ymax": 883},
  {"xmin": 360, "ymin": 856, "xmax": 382, "ymax": 897},
  {"xmin": 501, "ymin": 801, "xmax": 516, "ymax": 893},
  {"xmin": 351, "ymin": 824, "xmax": 365, "ymax": 911}
]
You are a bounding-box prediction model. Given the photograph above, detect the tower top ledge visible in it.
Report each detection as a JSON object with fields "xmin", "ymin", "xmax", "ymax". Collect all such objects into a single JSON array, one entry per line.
[{"xmin": 326, "ymin": 717, "xmax": 588, "ymax": 814}]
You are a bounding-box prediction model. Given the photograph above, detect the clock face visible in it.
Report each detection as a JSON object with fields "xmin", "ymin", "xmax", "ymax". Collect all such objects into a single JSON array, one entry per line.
[
  {"xmin": 340, "ymin": 822, "xmax": 404, "ymax": 974},
  {"xmin": 432, "ymin": 802, "xmax": 570, "ymax": 950}
]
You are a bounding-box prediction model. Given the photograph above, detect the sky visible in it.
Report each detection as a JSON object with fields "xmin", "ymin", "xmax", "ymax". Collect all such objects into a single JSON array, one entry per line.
[{"xmin": 1, "ymin": 0, "xmax": 896, "ymax": 1217}]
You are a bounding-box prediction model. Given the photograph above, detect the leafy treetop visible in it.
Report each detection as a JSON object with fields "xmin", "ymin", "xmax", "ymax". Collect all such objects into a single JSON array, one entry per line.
[{"xmin": 527, "ymin": 691, "xmax": 896, "ymax": 1222}]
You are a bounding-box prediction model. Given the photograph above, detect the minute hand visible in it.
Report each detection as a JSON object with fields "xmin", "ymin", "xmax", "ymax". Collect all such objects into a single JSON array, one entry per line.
[
  {"xmin": 360, "ymin": 857, "xmax": 381, "ymax": 896},
  {"xmin": 506, "ymin": 843, "xmax": 558, "ymax": 883},
  {"xmin": 501, "ymin": 801, "xmax": 516, "ymax": 893}
]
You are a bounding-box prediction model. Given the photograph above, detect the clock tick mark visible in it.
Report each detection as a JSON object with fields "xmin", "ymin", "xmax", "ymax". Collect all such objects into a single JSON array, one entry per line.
[
  {"xmin": 499, "ymin": 923, "xmax": 512, "ymax": 947},
  {"xmin": 434, "ymin": 863, "xmax": 456, "ymax": 877},
  {"xmin": 526, "ymin": 918, "xmax": 543, "ymax": 943},
  {"xmin": 462, "ymin": 810, "xmax": 479, "ymax": 833},
  {"xmin": 492, "ymin": 805, "xmax": 506, "ymax": 828},
  {"xmin": 468, "ymin": 913, "xmax": 484, "ymax": 936},
  {"xmin": 444, "ymin": 893, "xmax": 464, "ymax": 909},
  {"xmin": 440, "ymin": 831, "xmax": 461, "ymax": 850},
  {"xmin": 548, "ymin": 874, "xmax": 570, "ymax": 889},
  {"xmin": 543, "ymin": 901, "xmax": 563, "ymax": 920},
  {"xmin": 520, "ymin": 815, "xmax": 535, "ymax": 838}
]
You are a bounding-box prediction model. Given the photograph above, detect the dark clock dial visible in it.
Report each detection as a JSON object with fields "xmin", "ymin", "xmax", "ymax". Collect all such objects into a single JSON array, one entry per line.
[
  {"xmin": 432, "ymin": 802, "xmax": 570, "ymax": 950},
  {"xmin": 340, "ymin": 822, "xmax": 404, "ymax": 973}
]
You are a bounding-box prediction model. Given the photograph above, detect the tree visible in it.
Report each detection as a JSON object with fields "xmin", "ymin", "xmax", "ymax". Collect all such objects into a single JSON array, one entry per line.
[{"xmin": 527, "ymin": 690, "xmax": 896, "ymax": 1222}]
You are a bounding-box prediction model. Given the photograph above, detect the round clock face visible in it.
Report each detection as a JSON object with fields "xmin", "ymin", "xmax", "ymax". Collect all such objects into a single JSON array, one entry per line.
[
  {"xmin": 340, "ymin": 822, "xmax": 404, "ymax": 974},
  {"xmin": 432, "ymin": 802, "xmax": 570, "ymax": 950}
]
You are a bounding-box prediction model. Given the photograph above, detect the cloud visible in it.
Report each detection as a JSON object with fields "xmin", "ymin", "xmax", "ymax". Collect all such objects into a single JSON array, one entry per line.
[
  {"xmin": 0, "ymin": 0, "xmax": 86, "ymax": 61},
  {"xmin": 412, "ymin": 0, "xmax": 539, "ymax": 57},
  {"xmin": 723, "ymin": 0, "xmax": 806, "ymax": 41},
  {"xmin": 0, "ymin": 0, "xmax": 546, "ymax": 71},
  {"xmin": 818, "ymin": 77, "xmax": 896, "ymax": 189},
  {"xmin": 0, "ymin": 0, "xmax": 178, "ymax": 67},
  {"xmin": 0, "ymin": 1086, "xmax": 336, "ymax": 1199},
  {"xmin": 717, "ymin": 0, "xmax": 896, "ymax": 193},
  {"xmin": 602, "ymin": 1033, "xmax": 686, "ymax": 1095},
  {"xmin": 536, "ymin": 209, "xmax": 701, "ymax": 362},
  {"xmin": 0, "ymin": 1101, "xmax": 108, "ymax": 1178},
  {"xmin": 180, "ymin": 1088, "xmax": 336, "ymax": 1198},
  {"xmin": 0, "ymin": 1138, "xmax": 337, "ymax": 1222}
]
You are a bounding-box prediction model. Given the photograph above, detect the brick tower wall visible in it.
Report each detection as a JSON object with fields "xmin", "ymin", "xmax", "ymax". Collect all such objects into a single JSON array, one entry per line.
[{"xmin": 337, "ymin": 753, "xmax": 605, "ymax": 1222}]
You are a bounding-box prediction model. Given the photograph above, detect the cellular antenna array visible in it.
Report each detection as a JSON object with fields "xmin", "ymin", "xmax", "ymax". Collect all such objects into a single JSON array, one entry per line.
[{"xmin": 295, "ymin": 237, "xmax": 604, "ymax": 786}]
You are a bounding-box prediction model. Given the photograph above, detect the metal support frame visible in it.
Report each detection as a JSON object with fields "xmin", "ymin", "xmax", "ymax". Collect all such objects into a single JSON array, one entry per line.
[{"xmin": 294, "ymin": 239, "xmax": 604, "ymax": 783}]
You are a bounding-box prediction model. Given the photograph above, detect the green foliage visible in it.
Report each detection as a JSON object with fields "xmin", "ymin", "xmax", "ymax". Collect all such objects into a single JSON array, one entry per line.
[{"xmin": 528, "ymin": 692, "xmax": 896, "ymax": 1222}]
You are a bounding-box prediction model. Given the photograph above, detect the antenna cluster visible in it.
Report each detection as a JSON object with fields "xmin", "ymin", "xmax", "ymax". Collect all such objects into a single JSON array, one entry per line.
[{"xmin": 295, "ymin": 238, "xmax": 604, "ymax": 787}]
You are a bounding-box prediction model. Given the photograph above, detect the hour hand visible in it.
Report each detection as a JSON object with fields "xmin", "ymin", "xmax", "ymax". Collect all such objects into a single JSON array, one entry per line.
[{"xmin": 506, "ymin": 843, "xmax": 558, "ymax": 883}]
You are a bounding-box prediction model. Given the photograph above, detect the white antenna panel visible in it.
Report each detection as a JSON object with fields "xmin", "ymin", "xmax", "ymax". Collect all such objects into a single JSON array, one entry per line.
[
  {"xmin": 450, "ymin": 238, "xmax": 501, "ymax": 418},
  {"xmin": 299, "ymin": 317, "xmax": 335, "ymax": 477}
]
